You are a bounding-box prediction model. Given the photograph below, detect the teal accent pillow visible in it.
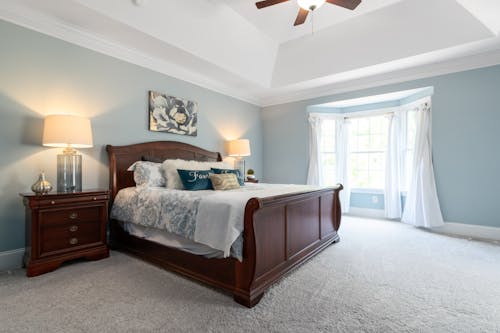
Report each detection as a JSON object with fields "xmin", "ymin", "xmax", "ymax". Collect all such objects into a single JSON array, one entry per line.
[
  {"xmin": 211, "ymin": 168, "xmax": 244, "ymax": 186},
  {"xmin": 177, "ymin": 169, "xmax": 213, "ymax": 190}
]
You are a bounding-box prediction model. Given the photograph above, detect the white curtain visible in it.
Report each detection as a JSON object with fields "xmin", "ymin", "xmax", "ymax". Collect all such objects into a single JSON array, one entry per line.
[
  {"xmin": 306, "ymin": 115, "xmax": 323, "ymax": 185},
  {"xmin": 384, "ymin": 113, "xmax": 402, "ymax": 219},
  {"xmin": 336, "ymin": 119, "xmax": 351, "ymax": 213},
  {"xmin": 402, "ymin": 99, "xmax": 444, "ymax": 228}
]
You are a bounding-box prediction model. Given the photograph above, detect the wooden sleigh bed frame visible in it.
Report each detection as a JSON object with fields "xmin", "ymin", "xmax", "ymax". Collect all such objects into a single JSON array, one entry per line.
[{"xmin": 106, "ymin": 141, "xmax": 343, "ymax": 307}]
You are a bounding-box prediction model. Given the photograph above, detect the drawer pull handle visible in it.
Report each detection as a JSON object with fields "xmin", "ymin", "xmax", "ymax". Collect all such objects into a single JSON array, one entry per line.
[
  {"xmin": 69, "ymin": 238, "xmax": 78, "ymax": 245},
  {"xmin": 93, "ymin": 197, "xmax": 97, "ymax": 201},
  {"xmin": 69, "ymin": 212, "xmax": 78, "ymax": 219},
  {"xmin": 69, "ymin": 225, "xmax": 78, "ymax": 232},
  {"xmin": 51, "ymin": 201, "xmax": 55, "ymax": 205}
]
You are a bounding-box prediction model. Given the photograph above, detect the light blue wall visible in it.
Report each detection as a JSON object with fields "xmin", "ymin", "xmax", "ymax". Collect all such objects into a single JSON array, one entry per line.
[
  {"xmin": 0, "ymin": 20, "xmax": 262, "ymax": 252},
  {"xmin": 262, "ymin": 65, "xmax": 500, "ymax": 227}
]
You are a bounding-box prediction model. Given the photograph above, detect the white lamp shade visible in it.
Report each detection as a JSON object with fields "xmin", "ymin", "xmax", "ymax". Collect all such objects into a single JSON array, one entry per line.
[
  {"xmin": 227, "ymin": 139, "xmax": 251, "ymax": 157},
  {"xmin": 42, "ymin": 115, "xmax": 93, "ymax": 148}
]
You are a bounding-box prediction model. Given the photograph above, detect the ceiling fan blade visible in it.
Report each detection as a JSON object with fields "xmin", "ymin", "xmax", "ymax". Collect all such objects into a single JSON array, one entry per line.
[
  {"xmin": 326, "ymin": 0, "xmax": 361, "ymax": 10},
  {"xmin": 294, "ymin": 8, "xmax": 309, "ymax": 26},
  {"xmin": 255, "ymin": 0, "xmax": 290, "ymax": 9}
]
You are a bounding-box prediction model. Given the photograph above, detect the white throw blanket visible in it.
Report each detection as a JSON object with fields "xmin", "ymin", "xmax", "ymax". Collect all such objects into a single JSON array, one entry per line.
[{"xmin": 195, "ymin": 183, "xmax": 321, "ymax": 257}]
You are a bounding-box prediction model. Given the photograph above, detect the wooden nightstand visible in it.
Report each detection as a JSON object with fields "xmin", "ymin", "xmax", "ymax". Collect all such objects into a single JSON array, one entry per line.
[
  {"xmin": 20, "ymin": 189, "xmax": 110, "ymax": 277},
  {"xmin": 245, "ymin": 178, "xmax": 259, "ymax": 183}
]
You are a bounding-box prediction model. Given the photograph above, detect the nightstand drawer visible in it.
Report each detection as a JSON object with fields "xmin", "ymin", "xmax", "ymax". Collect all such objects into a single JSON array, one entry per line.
[
  {"xmin": 37, "ymin": 194, "xmax": 108, "ymax": 208},
  {"xmin": 40, "ymin": 220, "xmax": 103, "ymax": 256},
  {"xmin": 40, "ymin": 206, "xmax": 102, "ymax": 227}
]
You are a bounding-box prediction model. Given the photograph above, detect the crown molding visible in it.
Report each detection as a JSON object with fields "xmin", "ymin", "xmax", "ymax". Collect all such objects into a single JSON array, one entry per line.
[{"xmin": 0, "ymin": 4, "xmax": 263, "ymax": 106}]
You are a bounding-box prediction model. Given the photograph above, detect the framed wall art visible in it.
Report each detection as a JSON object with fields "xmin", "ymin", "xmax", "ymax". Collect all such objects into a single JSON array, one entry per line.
[{"xmin": 149, "ymin": 90, "xmax": 198, "ymax": 136}]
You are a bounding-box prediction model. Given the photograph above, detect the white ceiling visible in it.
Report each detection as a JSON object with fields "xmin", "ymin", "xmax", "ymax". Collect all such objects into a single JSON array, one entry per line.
[{"xmin": 0, "ymin": 0, "xmax": 499, "ymax": 106}]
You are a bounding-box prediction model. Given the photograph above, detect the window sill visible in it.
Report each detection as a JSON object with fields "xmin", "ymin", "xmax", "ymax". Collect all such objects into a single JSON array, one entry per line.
[
  {"xmin": 350, "ymin": 188, "xmax": 384, "ymax": 194},
  {"xmin": 350, "ymin": 188, "xmax": 408, "ymax": 196}
]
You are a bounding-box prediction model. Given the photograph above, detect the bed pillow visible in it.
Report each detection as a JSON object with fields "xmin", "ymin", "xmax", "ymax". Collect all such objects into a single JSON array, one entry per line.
[
  {"xmin": 127, "ymin": 161, "xmax": 165, "ymax": 187},
  {"xmin": 177, "ymin": 169, "xmax": 213, "ymax": 191},
  {"xmin": 209, "ymin": 173, "xmax": 240, "ymax": 191},
  {"xmin": 162, "ymin": 159, "xmax": 230, "ymax": 189},
  {"xmin": 211, "ymin": 168, "xmax": 244, "ymax": 186}
]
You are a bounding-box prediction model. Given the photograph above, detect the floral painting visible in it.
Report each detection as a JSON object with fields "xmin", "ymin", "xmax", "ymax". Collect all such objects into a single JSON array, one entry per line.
[{"xmin": 149, "ymin": 91, "xmax": 198, "ymax": 136}]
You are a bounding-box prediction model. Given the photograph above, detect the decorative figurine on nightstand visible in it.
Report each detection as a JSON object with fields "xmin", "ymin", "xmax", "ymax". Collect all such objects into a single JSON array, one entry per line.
[
  {"xmin": 246, "ymin": 169, "xmax": 259, "ymax": 183},
  {"xmin": 31, "ymin": 172, "xmax": 53, "ymax": 195},
  {"xmin": 246, "ymin": 169, "xmax": 256, "ymax": 180}
]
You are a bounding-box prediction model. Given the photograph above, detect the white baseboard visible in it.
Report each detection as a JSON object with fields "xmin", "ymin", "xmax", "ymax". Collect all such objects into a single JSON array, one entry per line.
[
  {"xmin": 345, "ymin": 207, "xmax": 386, "ymax": 219},
  {"xmin": 432, "ymin": 222, "xmax": 500, "ymax": 243},
  {"xmin": 345, "ymin": 210, "xmax": 500, "ymax": 243},
  {"xmin": 0, "ymin": 248, "xmax": 25, "ymax": 272}
]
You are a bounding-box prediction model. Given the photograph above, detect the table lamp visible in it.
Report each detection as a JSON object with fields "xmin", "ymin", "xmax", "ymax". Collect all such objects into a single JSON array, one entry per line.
[
  {"xmin": 227, "ymin": 139, "xmax": 251, "ymax": 178},
  {"xmin": 42, "ymin": 115, "xmax": 93, "ymax": 192}
]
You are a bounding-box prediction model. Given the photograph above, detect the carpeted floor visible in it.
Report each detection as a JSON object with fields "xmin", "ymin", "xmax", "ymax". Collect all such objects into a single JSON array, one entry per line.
[{"xmin": 1, "ymin": 216, "xmax": 500, "ymax": 333}]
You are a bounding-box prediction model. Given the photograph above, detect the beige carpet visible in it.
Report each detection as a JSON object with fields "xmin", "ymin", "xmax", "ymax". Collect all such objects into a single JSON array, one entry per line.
[{"xmin": 1, "ymin": 217, "xmax": 500, "ymax": 333}]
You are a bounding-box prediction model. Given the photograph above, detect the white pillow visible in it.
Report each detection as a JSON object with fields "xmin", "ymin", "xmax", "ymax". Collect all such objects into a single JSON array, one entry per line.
[
  {"xmin": 127, "ymin": 161, "xmax": 165, "ymax": 187},
  {"xmin": 162, "ymin": 159, "xmax": 230, "ymax": 189}
]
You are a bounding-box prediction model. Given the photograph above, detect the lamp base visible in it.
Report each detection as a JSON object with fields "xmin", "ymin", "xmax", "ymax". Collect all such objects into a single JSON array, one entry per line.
[
  {"xmin": 234, "ymin": 158, "xmax": 245, "ymax": 180},
  {"xmin": 57, "ymin": 154, "xmax": 82, "ymax": 192}
]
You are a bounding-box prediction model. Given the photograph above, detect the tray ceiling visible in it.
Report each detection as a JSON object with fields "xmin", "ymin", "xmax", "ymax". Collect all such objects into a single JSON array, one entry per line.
[{"xmin": 0, "ymin": 0, "xmax": 499, "ymax": 106}]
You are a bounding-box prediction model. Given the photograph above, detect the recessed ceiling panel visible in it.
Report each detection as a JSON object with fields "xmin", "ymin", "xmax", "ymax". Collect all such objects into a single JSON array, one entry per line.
[
  {"xmin": 272, "ymin": 0, "xmax": 494, "ymax": 87},
  {"xmin": 223, "ymin": 0, "xmax": 403, "ymax": 42}
]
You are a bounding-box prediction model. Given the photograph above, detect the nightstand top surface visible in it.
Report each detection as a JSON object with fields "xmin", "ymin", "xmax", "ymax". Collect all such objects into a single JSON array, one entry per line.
[{"xmin": 20, "ymin": 189, "xmax": 109, "ymax": 198}]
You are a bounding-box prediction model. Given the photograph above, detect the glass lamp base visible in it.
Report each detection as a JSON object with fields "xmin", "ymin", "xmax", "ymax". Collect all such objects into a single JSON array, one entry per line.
[
  {"xmin": 234, "ymin": 158, "xmax": 245, "ymax": 179},
  {"xmin": 57, "ymin": 154, "xmax": 82, "ymax": 192}
]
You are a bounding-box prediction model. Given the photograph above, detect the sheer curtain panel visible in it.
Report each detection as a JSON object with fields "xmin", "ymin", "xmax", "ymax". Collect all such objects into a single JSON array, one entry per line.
[
  {"xmin": 384, "ymin": 113, "xmax": 402, "ymax": 218},
  {"xmin": 402, "ymin": 99, "xmax": 444, "ymax": 227},
  {"xmin": 336, "ymin": 119, "xmax": 351, "ymax": 213},
  {"xmin": 306, "ymin": 115, "xmax": 323, "ymax": 185}
]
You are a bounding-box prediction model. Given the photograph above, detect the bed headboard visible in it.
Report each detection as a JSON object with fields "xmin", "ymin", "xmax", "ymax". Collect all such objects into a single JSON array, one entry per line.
[{"xmin": 106, "ymin": 141, "xmax": 222, "ymax": 201}]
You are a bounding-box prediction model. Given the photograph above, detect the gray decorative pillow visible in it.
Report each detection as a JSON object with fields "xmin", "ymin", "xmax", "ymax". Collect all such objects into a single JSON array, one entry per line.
[
  {"xmin": 209, "ymin": 173, "xmax": 240, "ymax": 191},
  {"xmin": 127, "ymin": 161, "xmax": 166, "ymax": 187}
]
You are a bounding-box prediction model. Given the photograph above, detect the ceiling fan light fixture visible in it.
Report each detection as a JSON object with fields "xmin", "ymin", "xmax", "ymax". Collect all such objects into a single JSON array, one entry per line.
[{"xmin": 297, "ymin": 0, "xmax": 326, "ymax": 11}]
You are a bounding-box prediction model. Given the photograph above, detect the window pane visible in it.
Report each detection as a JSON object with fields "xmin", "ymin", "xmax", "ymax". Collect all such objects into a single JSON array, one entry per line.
[
  {"xmin": 320, "ymin": 119, "xmax": 335, "ymax": 152},
  {"xmin": 321, "ymin": 152, "xmax": 336, "ymax": 185},
  {"xmin": 357, "ymin": 118, "xmax": 370, "ymax": 135},
  {"xmin": 369, "ymin": 170, "xmax": 385, "ymax": 189},
  {"xmin": 319, "ymin": 119, "xmax": 336, "ymax": 185},
  {"xmin": 369, "ymin": 152, "xmax": 385, "ymax": 171},
  {"xmin": 357, "ymin": 135, "xmax": 370, "ymax": 151},
  {"xmin": 371, "ymin": 133, "xmax": 386, "ymax": 151},
  {"xmin": 349, "ymin": 115, "xmax": 388, "ymax": 189}
]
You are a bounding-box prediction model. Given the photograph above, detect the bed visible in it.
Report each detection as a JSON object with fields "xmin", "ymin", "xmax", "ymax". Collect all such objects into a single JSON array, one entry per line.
[{"xmin": 106, "ymin": 141, "xmax": 343, "ymax": 307}]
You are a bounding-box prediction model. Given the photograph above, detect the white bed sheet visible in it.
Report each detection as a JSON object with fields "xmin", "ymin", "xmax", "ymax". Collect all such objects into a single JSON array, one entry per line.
[{"xmin": 120, "ymin": 221, "xmax": 225, "ymax": 258}]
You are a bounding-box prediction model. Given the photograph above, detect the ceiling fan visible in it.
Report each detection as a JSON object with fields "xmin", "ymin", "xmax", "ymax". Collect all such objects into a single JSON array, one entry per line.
[{"xmin": 255, "ymin": 0, "xmax": 362, "ymax": 26}]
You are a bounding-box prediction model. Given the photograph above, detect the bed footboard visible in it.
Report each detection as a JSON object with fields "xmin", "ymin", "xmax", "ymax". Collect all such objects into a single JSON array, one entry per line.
[{"xmin": 233, "ymin": 185, "xmax": 343, "ymax": 307}]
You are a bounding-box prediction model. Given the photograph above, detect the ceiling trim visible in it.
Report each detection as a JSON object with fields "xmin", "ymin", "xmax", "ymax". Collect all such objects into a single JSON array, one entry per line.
[{"xmin": 0, "ymin": 3, "xmax": 263, "ymax": 106}]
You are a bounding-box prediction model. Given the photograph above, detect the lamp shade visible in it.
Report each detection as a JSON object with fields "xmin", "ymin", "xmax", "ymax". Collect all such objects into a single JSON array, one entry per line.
[
  {"xmin": 227, "ymin": 139, "xmax": 251, "ymax": 157},
  {"xmin": 42, "ymin": 115, "xmax": 93, "ymax": 148}
]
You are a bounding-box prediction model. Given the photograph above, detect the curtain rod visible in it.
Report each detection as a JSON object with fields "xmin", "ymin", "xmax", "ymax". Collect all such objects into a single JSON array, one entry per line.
[{"xmin": 344, "ymin": 111, "xmax": 395, "ymax": 120}]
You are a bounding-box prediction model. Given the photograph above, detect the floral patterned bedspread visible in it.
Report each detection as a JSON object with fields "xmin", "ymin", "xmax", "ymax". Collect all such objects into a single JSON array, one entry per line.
[
  {"xmin": 110, "ymin": 187, "xmax": 243, "ymax": 259},
  {"xmin": 111, "ymin": 184, "xmax": 323, "ymax": 260}
]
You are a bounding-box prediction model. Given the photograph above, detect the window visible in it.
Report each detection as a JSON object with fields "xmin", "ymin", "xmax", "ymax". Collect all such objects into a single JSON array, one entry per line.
[
  {"xmin": 349, "ymin": 115, "xmax": 389, "ymax": 189},
  {"xmin": 320, "ymin": 119, "xmax": 336, "ymax": 185}
]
